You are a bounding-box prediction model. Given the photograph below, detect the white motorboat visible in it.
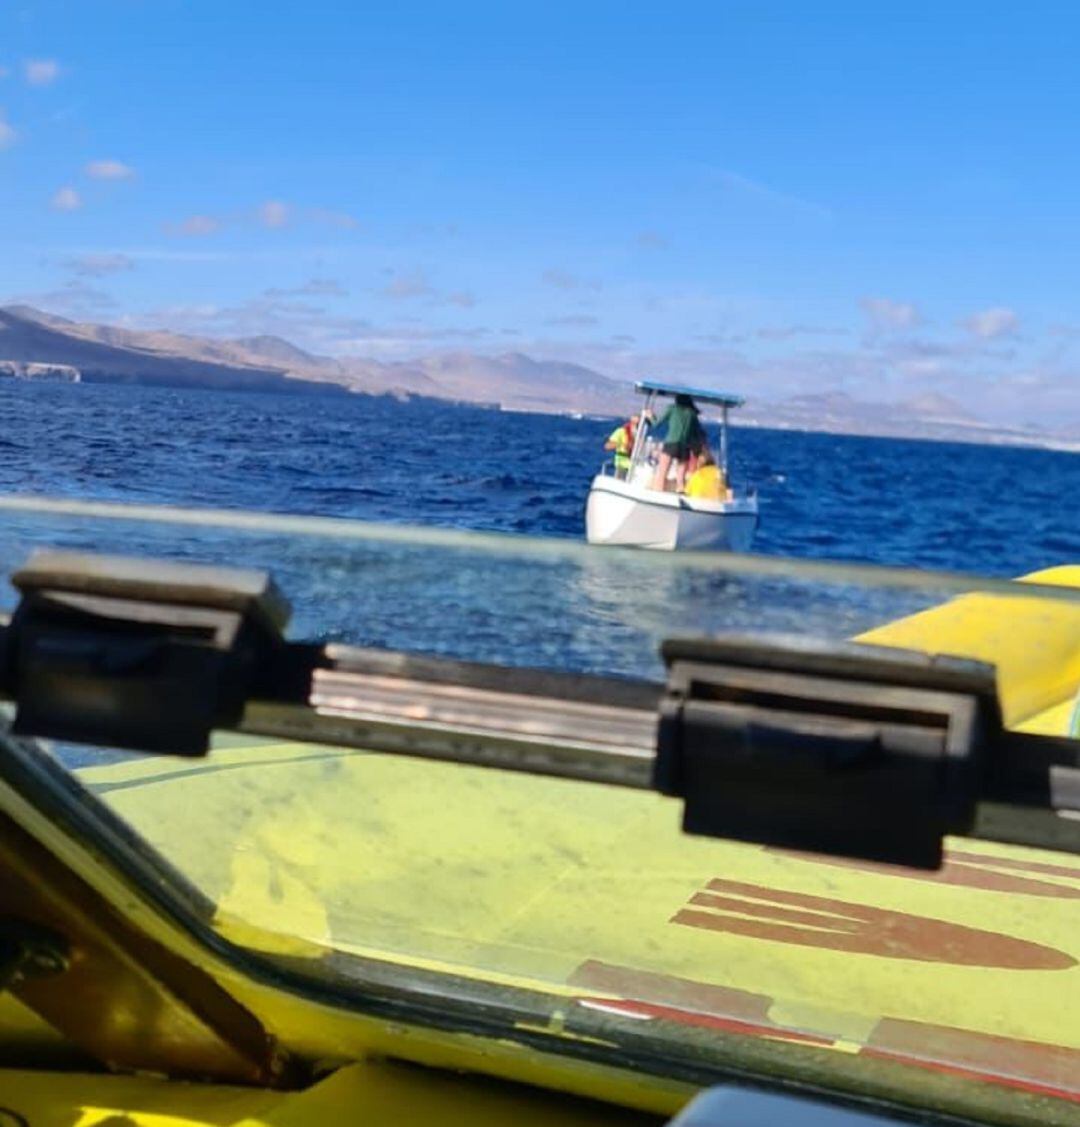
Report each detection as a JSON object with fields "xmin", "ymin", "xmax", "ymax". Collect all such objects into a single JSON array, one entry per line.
[{"xmin": 585, "ymin": 379, "xmax": 759, "ymax": 551}]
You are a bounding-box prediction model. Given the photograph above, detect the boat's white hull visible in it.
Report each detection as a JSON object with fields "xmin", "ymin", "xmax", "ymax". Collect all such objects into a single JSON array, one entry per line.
[{"xmin": 585, "ymin": 476, "xmax": 758, "ymax": 551}]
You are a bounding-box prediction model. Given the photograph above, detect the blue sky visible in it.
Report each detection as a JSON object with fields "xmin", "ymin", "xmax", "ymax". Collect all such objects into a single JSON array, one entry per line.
[{"xmin": 2, "ymin": 1, "xmax": 1079, "ymax": 425}]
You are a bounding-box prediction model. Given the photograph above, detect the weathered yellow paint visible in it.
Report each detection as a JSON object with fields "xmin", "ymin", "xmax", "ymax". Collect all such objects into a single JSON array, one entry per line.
[
  {"xmin": 82, "ymin": 744, "xmax": 1080, "ymax": 1046},
  {"xmin": 0, "ymin": 1067, "xmax": 276, "ymax": 1127},
  {"xmin": 0, "ymin": 994, "xmax": 83, "ymax": 1064},
  {"xmin": 56, "ymin": 564, "xmax": 1080, "ymax": 1122},
  {"xmin": 0, "ymin": 746, "xmax": 694, "ymax": 1121},
  {"xmin": 857, "ymin": 565, "xmax": 1080, "ymax": 729},
  {"xmin": 0, "ymin": 1060, "xmax": 658, "ymax": 1127}
]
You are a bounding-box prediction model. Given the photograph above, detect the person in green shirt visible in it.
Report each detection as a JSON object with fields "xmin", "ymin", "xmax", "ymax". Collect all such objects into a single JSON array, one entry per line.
[{"xmin": 650, "ymin": 394, "xmax": 706, "ymax": 492}]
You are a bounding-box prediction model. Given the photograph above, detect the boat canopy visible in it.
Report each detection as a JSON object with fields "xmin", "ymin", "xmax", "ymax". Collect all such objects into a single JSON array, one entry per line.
[{"xmin": 634, "ymin": 379, "xmax": 745, "ymax": 409}]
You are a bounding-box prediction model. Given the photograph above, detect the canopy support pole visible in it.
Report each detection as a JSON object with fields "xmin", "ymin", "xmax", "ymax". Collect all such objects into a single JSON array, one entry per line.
[
  {"xmin": 627, "ymin": 390, "xmax": 654, "ymax": 478},
  {"xmin": 719, "ymin": 404, "xmax": 730, "ymax": 477}
]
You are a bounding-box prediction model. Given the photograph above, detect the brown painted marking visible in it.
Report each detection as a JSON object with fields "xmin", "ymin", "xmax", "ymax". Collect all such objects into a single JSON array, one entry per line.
[
  {"xmin": 866, "ymin": 1018, "xmax": 1080, "ymax": 1104},
  {"xmin": 767, "ymin": 846, "xmax": 1080, "ymax": 900},
  {"xmin": 571, "ymin": 959, "xmax": 777, "ymax": 1026},
  {"xmin": 861, "ymin": 1051, "xmax": 1080, "ymax": 1105},
  {"xmin": 579, "ymin": 997, "xmax": 834, "ymax": 1046},
  {"xmin": 568, "ymin": 960, "xmax": 1080, "ymax": 1106},
  {"xmin": 568, "ymin": 960, "xmax": 833, "ymax": 1046},
  {"xmin": 947, "ymin": 849, "xmax": 1080, "ymax": 884},
  {"xmin": 672, "ymin": 878, "xmax": 1075, "ymax": 969}
]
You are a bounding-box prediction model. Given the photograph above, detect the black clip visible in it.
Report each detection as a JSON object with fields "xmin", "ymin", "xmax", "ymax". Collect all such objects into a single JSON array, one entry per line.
[
  {"xmin": 654, "ymin": 635, "xmax": 998, "ymax": 868},
  {"xmin": 2, "ymin": 551, "xmax": 290, "ymax": 756},
  {"xmin": 0, "ymin": 919, "xmax": 69, "ymax": 994}
]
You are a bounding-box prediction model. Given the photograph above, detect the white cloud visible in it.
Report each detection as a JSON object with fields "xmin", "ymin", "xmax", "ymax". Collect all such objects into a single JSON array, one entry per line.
[
  {"xmin": 24, "ymin": 59, "xmax": 60, "ymax": 87},
  {"xmin": 85, "ymin": 159, "xmax": 135, "ymax": 180},
  {"xmin": 445, "ymin": 290, "xmax": 476, "ymax": 308},
  {"xmin": 541, "ymin": 268, "xmax": 602, "ymax": 292},
  {"xmin": 308, "ymin": 207, "xmax": 360, "ymax": 230},
  {"xmin": 258, "ymin": 199, "xmax": 289, "ymax": 228},
  {"xmin": 0, "ymin": 112, "xmax": 15, "ymax": 150},
  {"xmin": 172, "ymin": 214, "xmax": 221, "ymax": 236},
  {"xmin": 714, "ymin": 169, "xmax": 832, "ymax": 220},
  {"xmin": 62, "ymin": 253, "xmax": 135, "ymax": 277},
  {"xmin": 126, "ymin": 291, "xmax": 496, "ymax": 359},
  {"xmin": 380, "ymin": 269, "xmax": 433, "ymax": 300},
  {"xmin": 131, "ymin": 296, "xmax": 381, "ymax": 354},
  {"xmin": 756, "ymin": 324, "xmax": 845, "ymax": 341},
  {"xmin": 545, "ymin": 314, "xmax": 600, "ymax": 328},
  {"xmin": 693, "ymin": 332, "xmax": 747, "ymax": 346},
  {"xmin": 50, "ymin": 186, "xmax": 82, "ymax": 211},
  {"xmin": 166, "ymin": 201, "xmax": 353, "ymax": 237},
  {"xmin": 961, "ymin": 306, "xmax": 1019, "ymax": 340},
  {"xmin": 859, "ymin": 296, "xmax": 921, "ymax": 331},
  {"xmin": 263, "ymin": 278, "xmax": 349, "ymax": 298},
  {"xmin": 7, "ymin": 281, "xmax": 116, "ymax": 319}
]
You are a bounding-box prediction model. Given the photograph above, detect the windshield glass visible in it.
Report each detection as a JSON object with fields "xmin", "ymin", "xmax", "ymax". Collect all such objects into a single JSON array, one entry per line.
[
  {"xmin": 0, "ymin": 499, "xmax": 1076, "ymax": 1126},
  {"xmin": 4, "ymin": 492, "xmax": 1076, "ymax": 680},
  {"xmin": 3, "ymin": 3, "xmax": 1079, "ymax": 1122}
]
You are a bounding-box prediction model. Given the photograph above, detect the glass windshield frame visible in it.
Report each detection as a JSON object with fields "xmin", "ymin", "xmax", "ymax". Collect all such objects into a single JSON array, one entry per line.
[{"xmin": 0, "ymin": 494, "xmax": 1076, "ymax": 1127}]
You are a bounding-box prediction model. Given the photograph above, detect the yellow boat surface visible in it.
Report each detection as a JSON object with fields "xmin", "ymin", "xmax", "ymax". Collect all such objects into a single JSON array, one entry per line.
[{"xmin": 9, "ymin": 564, "xmax": 1064, "ymax": 1126}]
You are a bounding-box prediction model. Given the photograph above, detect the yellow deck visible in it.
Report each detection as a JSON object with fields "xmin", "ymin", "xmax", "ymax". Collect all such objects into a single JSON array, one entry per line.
[
  {"xmin": 67, "ymin": 566, "xmax": 1080, "ymax": 1119},
  {"xmin": 0, "ymin": 1060, "xmax": 659, "ymax": 1127}
]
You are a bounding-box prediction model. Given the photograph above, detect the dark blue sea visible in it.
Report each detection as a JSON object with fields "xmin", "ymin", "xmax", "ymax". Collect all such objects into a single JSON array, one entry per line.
[{"xmin": 1, "ymin": 380, "xmax": 1077, "ymax": 680}]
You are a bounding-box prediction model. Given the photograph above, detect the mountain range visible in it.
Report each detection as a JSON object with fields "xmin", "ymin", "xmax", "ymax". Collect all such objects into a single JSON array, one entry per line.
[
  {"xmin": 1, "ymin": 305, "xmax": 1074, "ymax": 451},
  {"xmin": 0, "ymin": 305, "xmax": 623, "ymax": 410}
]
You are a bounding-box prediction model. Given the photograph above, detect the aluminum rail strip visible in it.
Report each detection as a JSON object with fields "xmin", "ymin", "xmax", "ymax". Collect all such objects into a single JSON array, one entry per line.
[{"xmin": 241, "ymin": 667, "xmax": 659, "ymax": 788}]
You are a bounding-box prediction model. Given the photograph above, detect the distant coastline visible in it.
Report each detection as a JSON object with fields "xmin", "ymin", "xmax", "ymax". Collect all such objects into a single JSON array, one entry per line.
[
  {"xmin": 733, "ymin": 415, "xmax": 1080, "ymax": 456},
  {"xmin": 1, "ymin": 304, "xmax": 1075, "ymax": 455}
]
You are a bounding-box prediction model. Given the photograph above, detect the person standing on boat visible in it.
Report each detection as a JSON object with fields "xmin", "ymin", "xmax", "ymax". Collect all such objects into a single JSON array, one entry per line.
[
  {"xmin": 604, "ymin": 413, "xmax": 640, "ymax": 479},
  {"xmin": 651, "ymin": 394, "xmax": 705, "ymax": 492}
]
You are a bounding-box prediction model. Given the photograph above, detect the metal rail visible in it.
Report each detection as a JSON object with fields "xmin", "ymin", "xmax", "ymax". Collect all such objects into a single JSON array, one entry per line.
[{"xmin": 242, "ymin": 650, "xmax": 659, "ymax": 788}]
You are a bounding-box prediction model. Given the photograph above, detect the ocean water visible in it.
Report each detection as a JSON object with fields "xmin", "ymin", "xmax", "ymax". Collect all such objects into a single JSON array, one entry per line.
[
  {"xmin": 0, "ymin": 380, "xmax": 1077, "ymax": 680},
  {"xmin": 2, "ymin": 380, "xmax": 1077, "ymax": 572}
]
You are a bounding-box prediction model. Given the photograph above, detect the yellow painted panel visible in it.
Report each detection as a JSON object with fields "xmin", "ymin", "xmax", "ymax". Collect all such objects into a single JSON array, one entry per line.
[
  {"xmin": 71, "ymin": 563, "xmax": 1080, "ymax": 1115},
  {"xmin": 0, "ymin": 1067, "xmax": 276, "ymax": 1127},
  {"xmin": 857, "ymin": 565, "xmax": 1080, "ymax": 729},
  {"xmin": 83, "ymin": 744, "xmax": 1080, "ymax": 1056},
  {"xmin": 0, "ymin": 994, "xmax": 84, "ymax": 1065},
  {"xmin": 0, "ymin": 1061, "xmax": 657, "ymax": 1127}
]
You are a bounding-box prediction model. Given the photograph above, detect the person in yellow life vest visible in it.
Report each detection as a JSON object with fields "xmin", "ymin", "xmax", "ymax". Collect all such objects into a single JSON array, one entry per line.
[
  {"xmin": 604, "ymin": 414, "xmax": 640, "ymax": 478},
  {"xmin": 684, "ymin": 451, "xmax": 729, "ymax": 500}
]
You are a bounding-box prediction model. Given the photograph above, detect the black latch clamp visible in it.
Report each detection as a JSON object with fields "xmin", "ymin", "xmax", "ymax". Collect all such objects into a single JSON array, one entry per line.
[
  {"xmin": 1, "ymin": 551, "xmax": 290, "ymax": 756},
  {"xmin": 654, "ymin": 635, "xmax": 1001, "ymax": 868},
  {"xmin": 0, "ymin": 919, "xmax": 69, "ymax": 994}
]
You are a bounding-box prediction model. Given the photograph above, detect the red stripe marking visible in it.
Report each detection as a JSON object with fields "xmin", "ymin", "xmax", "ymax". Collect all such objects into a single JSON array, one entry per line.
[
  {"xmin": 861, "ymin": 1048, "xmax": 1080, "ymax": 1105},
  {"xmin": 576, "ymin": 996, "xmax": 835, "ymax": 1046},
  {"xmin": 568, "ymin": 960, "xmax": 1080, "ymax": 1108},
  {"xmin": 767, "ymin": 846, "xmax": 1080, "ymax": 899}
]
